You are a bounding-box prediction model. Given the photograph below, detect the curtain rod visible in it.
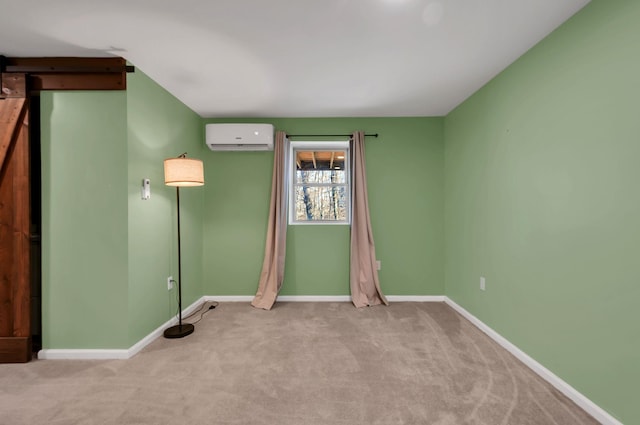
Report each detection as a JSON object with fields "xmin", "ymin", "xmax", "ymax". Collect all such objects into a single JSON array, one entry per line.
[{"xmin": 286, "ymin": 133, "xmax": 378, "ymax": 139}]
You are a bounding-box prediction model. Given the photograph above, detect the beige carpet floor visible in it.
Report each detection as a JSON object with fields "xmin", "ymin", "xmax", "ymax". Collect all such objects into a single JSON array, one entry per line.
[{"xmin": 0, "ymin": 302, "xmax": 598, "ymax": 425}]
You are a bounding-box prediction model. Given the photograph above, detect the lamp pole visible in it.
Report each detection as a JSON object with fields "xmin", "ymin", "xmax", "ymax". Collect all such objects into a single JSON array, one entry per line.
[{"xmin": 164, "ymin": 185, "xmax": 194, "ymax": 338}]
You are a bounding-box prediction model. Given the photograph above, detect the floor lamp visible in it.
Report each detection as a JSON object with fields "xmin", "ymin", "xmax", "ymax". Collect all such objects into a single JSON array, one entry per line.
[{"xmin": 163, "ymin": 153, "xmax": 204, "ymax": 339}]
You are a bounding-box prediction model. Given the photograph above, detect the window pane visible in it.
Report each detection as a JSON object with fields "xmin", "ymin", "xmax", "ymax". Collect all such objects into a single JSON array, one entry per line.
[
  {"xmin": 296, "ymin": 169, "xmax": 346, "ymax": 184},
  {"xmin": 295, "ymin": 150, "xmax": 346, "ymax": 184},
  {"xmin": 294, "ymin": 185, "xmax": 348, "ymax": 221}
]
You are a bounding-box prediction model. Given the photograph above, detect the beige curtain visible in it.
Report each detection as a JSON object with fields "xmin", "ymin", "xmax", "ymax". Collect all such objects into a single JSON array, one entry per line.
[
  {"xmin": 350, "ymin": 131, "xmax": 388, "ymax": 308},
  {"xmin": 252, "ymin": 131, "xmax": 289, "ymax": 310}
]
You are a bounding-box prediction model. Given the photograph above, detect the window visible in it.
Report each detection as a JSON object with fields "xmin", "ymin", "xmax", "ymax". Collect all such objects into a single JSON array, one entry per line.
[{"xmin": 289, "ymin": 141, "xmax": 350, "ymax": 224}]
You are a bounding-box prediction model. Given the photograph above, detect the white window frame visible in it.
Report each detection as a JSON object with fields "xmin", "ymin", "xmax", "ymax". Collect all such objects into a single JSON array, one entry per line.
[{"xmin": 288, "ymin": 141, "xmax": 351, "ymax": 225}]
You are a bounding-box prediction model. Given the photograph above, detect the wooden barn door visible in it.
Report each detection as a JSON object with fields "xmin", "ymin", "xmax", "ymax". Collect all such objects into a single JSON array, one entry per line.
[{"xmin": 0, "ymin": 74, "xmax": 31, "ymax": 363}]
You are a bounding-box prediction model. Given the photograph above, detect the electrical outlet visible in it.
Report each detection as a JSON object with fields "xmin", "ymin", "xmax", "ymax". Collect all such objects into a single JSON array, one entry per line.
[
  {"xmin": 167, "ymin": 276, "xmax": 174, "ymax": 291},
  {"xmin": 480, "ymin": 276, "xmax": 486, "ymax": 291},
  {"xmin": 376, "ymin": 260, "xmax": 381, "ymax": 270}
]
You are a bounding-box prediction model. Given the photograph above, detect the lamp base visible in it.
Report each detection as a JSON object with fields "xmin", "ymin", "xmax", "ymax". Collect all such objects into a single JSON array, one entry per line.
[{"xmin": 163, "ymin": 323, "xmax": 194, "ymax": 339}]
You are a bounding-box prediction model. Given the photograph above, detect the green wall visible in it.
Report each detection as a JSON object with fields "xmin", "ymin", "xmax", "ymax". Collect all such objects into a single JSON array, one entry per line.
[
  {"xmin": 444, "ymin": 1, "xmax": 639, "ymax": 423},
  {"xmin": 41, "ymin": 67, "xmax": 204, "ymax": 349},
  {"xmin": 126, "ymin": 69, "xmax": 204, "ymax": 346},
  {"xmin": 41, "ymin": 91, "xmax": 129, "ymax": 348},
  {"xmin": 202, "ymin": 117, "xmax": 444, "ymax": 297}
]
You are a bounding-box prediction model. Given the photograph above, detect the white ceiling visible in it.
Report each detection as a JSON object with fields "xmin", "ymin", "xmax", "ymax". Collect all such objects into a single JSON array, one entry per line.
[{"xmin": 1, "ymin": 0, "xmax": 590, "ymax": 118}]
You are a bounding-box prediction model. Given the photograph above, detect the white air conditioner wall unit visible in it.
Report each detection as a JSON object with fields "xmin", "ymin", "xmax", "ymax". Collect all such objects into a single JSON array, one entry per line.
[{"xmin": 205, "ymin": 123, "xmax": 274, "ymax": 151}]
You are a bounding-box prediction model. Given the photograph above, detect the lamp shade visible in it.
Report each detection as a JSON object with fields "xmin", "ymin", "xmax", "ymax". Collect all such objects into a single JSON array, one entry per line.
[{"xmin": 164, "ymin": 158, "xmax": 205, "ymax": 187}]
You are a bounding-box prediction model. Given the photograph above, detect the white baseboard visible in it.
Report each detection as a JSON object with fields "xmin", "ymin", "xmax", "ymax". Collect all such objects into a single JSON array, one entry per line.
[
  {"xmin": 38, "ymin": 349, "xmax": 130, "ymax": 360},
  {"xmin": 387, "ymin": 295, "xmax": 445, "ymax": 302},
  {"xmin": 206, "ymin": 295, "xmax": 445, "ymax": 303},
  {"xmin": 204, "ymin": 295, "xmax": 253, "ymax": 302},
  {"xmin": 205, "ymin": 295, "xmax": 353, "ymax": 302},
  {"xmin": 279, "ymin": 295, "xmax": 351, "ymax": 302},
  {"xmin": 443, "ymin": 297, "xmax": 621, "ymax": 425},
  {"xmin": 127, "ymin": 296, "xmax": 206, "ymax": 357},
  {"xmin": 38, "ymin": 296, "xmax": 207, "ymax": 361}
]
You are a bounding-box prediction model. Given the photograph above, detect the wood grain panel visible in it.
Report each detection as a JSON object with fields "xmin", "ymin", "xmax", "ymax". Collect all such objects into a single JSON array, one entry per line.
[
  {"xmin": 0, "ymin": 148, "xmax": 13, "ymax": 336},
  {"xmin": 0, "ymin": 337, "xmax": 31, "ymax": 363},
  {"xmin": 4, "ymin": 56, "xmax": 127, "ymax": 70},
  {"xmin": 12, "ymin": 109, "xmax": 30, "ymax": 340},
  {"xmin": 0, "ymin": 73, "xmax": 31, "ymax": 363},
  {"xmin": 1, "ymin": 74, "xmax": 27, "ymax": 97},
  {"xmin": 4, "ymin": 58, "xmax": 129, "ymax": 91},
  {"xmin": 29, "ymin": 73, "xmax": 126, "ymax": 91},
  {"xmin": 0, "ymin": 97, "xmax": 27, "ymax": 171}
]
